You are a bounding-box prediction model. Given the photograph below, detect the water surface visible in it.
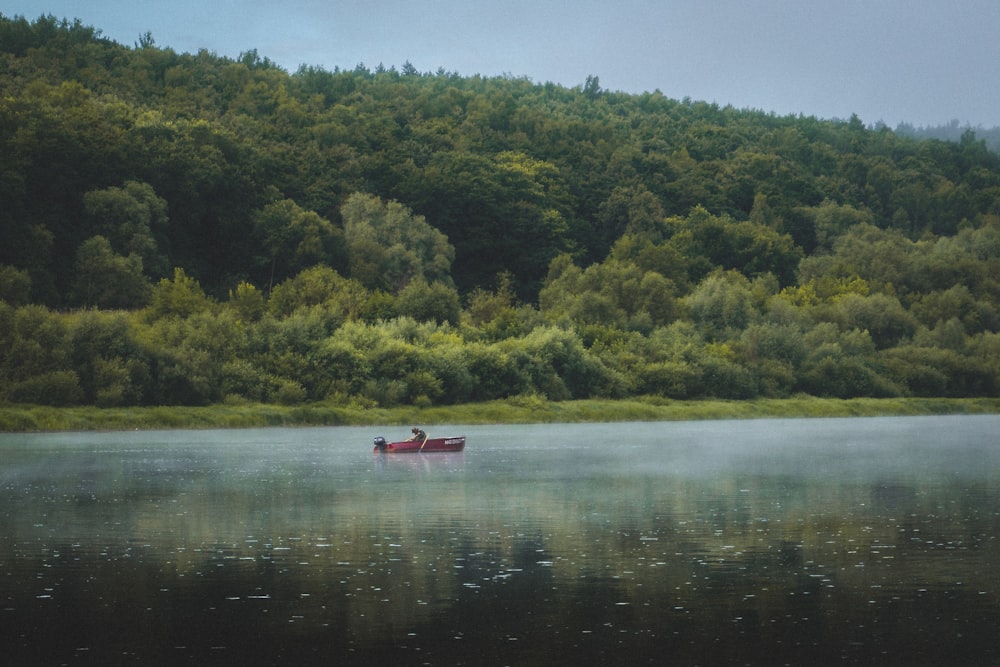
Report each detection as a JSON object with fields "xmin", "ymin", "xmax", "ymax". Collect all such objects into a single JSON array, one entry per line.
[{"xmin": 2, "ymin": 416, "xmax": 998, "ymax": 664}]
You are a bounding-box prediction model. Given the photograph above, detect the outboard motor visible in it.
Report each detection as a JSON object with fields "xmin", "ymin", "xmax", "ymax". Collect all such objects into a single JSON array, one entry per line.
[{"xmin": 373, "ymin": 436, "xmax": 387, "ymax": 452}]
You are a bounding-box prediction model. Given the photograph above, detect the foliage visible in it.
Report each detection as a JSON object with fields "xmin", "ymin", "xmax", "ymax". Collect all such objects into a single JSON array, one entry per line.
[
  {"xmin": 2, "ymin": 14, "xmax": 1000, "ymax": 410},
  {"xmin": 70, "ymin": 236, "xmax": 152, "ymax": 308},
  {"xmin": 251, "ymin": 199, "xmax": 345, "ymax": 291},
  {"xmin": 340, "ymin": 192, "xmax": 454, "ymax": 292}
]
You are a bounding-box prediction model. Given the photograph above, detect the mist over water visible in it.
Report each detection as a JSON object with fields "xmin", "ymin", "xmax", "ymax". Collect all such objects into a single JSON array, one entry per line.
[{"xmin": 2, "ymin": 416, "xmax": 998, "ymax": 665}]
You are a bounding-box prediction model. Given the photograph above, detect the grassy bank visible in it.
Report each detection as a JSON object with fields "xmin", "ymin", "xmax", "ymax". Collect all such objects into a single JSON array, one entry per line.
[{"xmin": 2, "ymin": 396, "xmax": 999, "ymax": 433}]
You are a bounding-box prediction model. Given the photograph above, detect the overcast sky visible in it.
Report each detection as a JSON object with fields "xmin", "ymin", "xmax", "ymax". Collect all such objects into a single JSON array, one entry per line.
[{"xmin": 7, "ymin": 0, "xmax": 1000, "ymax": 129}]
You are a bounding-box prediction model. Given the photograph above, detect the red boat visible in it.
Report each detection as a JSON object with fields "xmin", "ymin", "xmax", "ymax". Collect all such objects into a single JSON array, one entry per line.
[{"xmin": 373, "ymin": 435, "xmax": 466, "ymax": 453}]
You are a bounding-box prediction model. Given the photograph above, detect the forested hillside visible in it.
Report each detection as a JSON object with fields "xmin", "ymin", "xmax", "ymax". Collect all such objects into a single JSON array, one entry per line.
[{"xmin": 2, "ymin": 14, "xmax": 1000, "ymax": 408}]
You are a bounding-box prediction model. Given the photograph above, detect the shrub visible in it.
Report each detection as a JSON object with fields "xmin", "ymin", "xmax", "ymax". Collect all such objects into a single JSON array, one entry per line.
[
  {"xmin": 798, "ymin": 356, "xmax": 900, "ymax": 398},
  {"xmin": 274, "ymin": 380, "xmax": 307, "ymax": 405},
  {"xmin": 9, "ymin": 371, "xmax": 84, "ymax": 406},
  {"xmin": 395, "ymin": 279, "xmax": 462, "ymax": 325},
  {"xmin": 635, "ymin": 360, "xmax": 700, "ymax": 399}
]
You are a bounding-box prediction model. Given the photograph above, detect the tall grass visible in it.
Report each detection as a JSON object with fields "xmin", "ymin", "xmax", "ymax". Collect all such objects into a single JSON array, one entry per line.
[{"xmin": 2, "ymin": 396, "xmax": 998, "ymax": 433}]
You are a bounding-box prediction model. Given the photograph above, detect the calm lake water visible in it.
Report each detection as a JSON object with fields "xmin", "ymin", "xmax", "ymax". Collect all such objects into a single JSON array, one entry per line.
[{"xmin": 2, "ymin": 416, "xmax": 999, "ymax": 665}]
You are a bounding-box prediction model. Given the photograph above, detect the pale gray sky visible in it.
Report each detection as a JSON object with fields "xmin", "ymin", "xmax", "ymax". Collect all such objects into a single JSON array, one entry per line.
[{"xmin": 6, "ymin": 0, "xmax": 1000, "ymax": 128}]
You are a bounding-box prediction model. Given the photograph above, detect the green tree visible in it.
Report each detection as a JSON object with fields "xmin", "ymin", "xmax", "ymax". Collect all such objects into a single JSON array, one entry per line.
[
  {"xmin": 147, "ymin": 268, "xmax": 214, "ymax": 320},
  {"xmin": 341, "ymin": 192, "xmax": 455, "ymax": 292},
  {"xmin": 804, "ymin": 199, "xmax": 875, "ymax": 252},
  {"xmin": 252, "ymin": 199, "xmax": 344, "ymax": 292},
  {"xmin": 684, "ymin": 270, "xmax": 758, "ymax": 340},
  {"xmin": 0, "ymin": 265, "xmax": 31, "ymax": 306},
  {"xmin": 798, "ymin": 223, "xmax": 914, "ymax": 295},
  {"xmin": 738, "ymin": 322, "xmax": 807, "ymax": 397},
  {"xmin": 70, "ymin": 236, "xmax": 152, "ymax": 309},
  {"xmin": 69, "ymin": 311, "xmax": 150, "ymax": 406},
  {"xmin": 411, "ymin": 151, "xmax": 572, "ymax": 298},
  {"xmin": 829, "ymin": 292, "xmax": 917, "ymax": 349},
  {"xmin": 83, "ymin": 180, "xmax": 170, "ymax": 278},
  {"xmin": 1, "ymin": 304, "xmax": 81, "ymax": 405},
  {"xmin": 795, "ymin": 323, "xmax": 899, "ymax": 398},
  {"xmin": 594, "ymin": 184, "xmax": 666, "ymax": 256},
  {"xmin": 267, "ymin": 265, "xmax": 370, "ymax": 321},
  {"xmin": 910, "ymin": 284, "xmax": 997, "ymax": 334},
  {"xmin": 227, "ymin": 281, "xmax": 266, "ymax": 322},
  {"xmin": 1, "ymin": 305, "xmax": 68, "ymax": 382},
  {"xmin": 395, "ymin": 279, "xmax": 462, "ymax": 326},
  {"xmin": 669, "ymin": 206, "xmax": 802, "ymax": 285},
  {"xmin": 466, "ymin": 272, "xmax": 518, "ymax": 327},
  {"xmin": 539, "ymin": 253, "xmax": 680, "ymax": 331}
]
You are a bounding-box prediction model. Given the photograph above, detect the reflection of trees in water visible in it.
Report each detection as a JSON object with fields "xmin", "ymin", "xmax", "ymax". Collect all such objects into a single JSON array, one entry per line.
[{"xmin": 4, "ymin": 468, "xmax": 1000, "ymax": 664}]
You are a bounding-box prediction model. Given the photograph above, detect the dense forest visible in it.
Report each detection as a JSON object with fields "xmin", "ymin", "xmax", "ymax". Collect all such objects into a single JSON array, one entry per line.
[{"xmin": 2, "ymin": 14, "xmax": 1000, "ymax": 408}]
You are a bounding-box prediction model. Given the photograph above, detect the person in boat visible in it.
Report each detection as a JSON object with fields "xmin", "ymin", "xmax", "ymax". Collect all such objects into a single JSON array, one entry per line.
[{"xmin": 405, "ymin": 427, "xmax": 426, "ymax": 441}]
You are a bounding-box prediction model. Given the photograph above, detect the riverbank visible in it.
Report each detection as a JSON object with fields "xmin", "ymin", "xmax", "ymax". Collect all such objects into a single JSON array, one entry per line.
[{"xmin": 2, "ymin": 396, "xmax": 999, "ymax": 432}]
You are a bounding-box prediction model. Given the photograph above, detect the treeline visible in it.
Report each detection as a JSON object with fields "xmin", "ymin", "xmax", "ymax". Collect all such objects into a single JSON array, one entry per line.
[
  {"xmin": 1, "ymin": 14, "xmax": 1000, "ymax": 407},
  {"xmin": 894, "ymin": 120, "xmax": 1000, "ymax": 156},
  {"xmin": 3, "ymin": 203, "xmax": 999, "ymax": 407}
]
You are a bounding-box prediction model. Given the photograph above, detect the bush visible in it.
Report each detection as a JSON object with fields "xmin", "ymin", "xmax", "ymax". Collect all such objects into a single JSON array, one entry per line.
[
  {"xmin": 220, "ymin": 360, "xmax": 281, "ymax": 402},
  {"xmin": 274, "ymin": 380, "xmax": 307, "ymax": 405},
  {"xmin": 396, "ymin": 279, "xmax": 462, "ymax": 325},
  {"xmin": 882, "ymin": 345, "xmax": 997, "ymax": 397},
  {"xmin": 798, "ymin": 356, "xmax": 900, "ymax": 398},
  {"xmin": 830, "ymin": 292, "xmax": 917, "ymax": 349},
  {"xmin": 9, "ymin": 371, "xmax": 84, "ymax": 406},
  {"xmin": 506, "ymin": 326, "xmax": 610, "ymax": 400},
  {"xmin": 363, "ymin": 378, "xmax": 409, "ymax": 407},
  {"xmin": 697, "ymin": 353, "xmax": 757, "ymax": 399},
  {"xmin": 748, "ymin": 358, "xmax": 797, "ymax": 398},
  {"xmin": 635, "ymin": 360, "xmax": 700, "ymax": 399},
  {"xmin": 465, "ymin": 343, "xmax": 530, "ymax": 401},
  {"xmin": 739, "ymin": 322, "xmax": 807, "ymax": 366},
  {"xmin": 685, "ymin": 270, "xmax": 757, "ymax": 340},
  {"xmin": 422, "ymin": 347, "xmax": 475, "ymax": 404},
  {"xmin": 147, "ymin": 268, "xmax": 214, "ymax": 320}
]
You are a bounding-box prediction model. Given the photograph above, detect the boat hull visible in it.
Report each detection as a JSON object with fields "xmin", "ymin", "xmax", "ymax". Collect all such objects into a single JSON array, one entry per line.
[{"xmin": 374, "ymin": 436, "xmax": 466, "ymax": 453}]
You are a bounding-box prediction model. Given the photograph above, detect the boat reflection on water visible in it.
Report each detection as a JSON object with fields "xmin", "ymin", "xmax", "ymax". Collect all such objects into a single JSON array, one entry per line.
[{"xmin": 375, "ymin": 449, "xmax": 466, "ymax": 473}]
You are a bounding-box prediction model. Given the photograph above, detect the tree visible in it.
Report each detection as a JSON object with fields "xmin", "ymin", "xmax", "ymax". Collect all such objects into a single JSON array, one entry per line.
[
  {"xmin": 829, "ymin": 292, "xmax": 917, "ymax": 349},
  {"xmin": 796, "ymin": 324, "xmax": 899, "ymax": 398},
  {"xmin": 501, "ymin": 326, "xmax": 615, "ymax": 400},
  {"xmin": 252, "ymin": 199, "xmax": 344, "ymax": 292},
  {"xmin": 0, "ymin": 265, "xmax": 31, "ymax": 306},
  {"xmin": 684, "ymin": 270, "xmax": 757, "ymax": 340},
  {"xmin": 82, "ymin": 180, "xmax": 170, "ymax": 278},
  {"xmin": 395, "ymin": 279, "xmax": 462, "ymax": 326},
  {"xmin": 228, "ymin": 281, "xmax": 266, "ymax": 322},
  {"xmin": 595, "ymin": 184, "xmax": 666, "ymax": 257},
  {"xmin": 147, "ymin": 268, "xmax": 214, "ymax": 319},
  {"xmin": 341, "ymin": 192, "xmax": 455, "ymax": 292},
  {"xmin": 70, "ymin": 311, "xmax": 150, "ymax": 406},
  {"xmin": 1, "ymin": 304, "xmax": 69, "ymax": 383},
  {"xmin": 466, "ymin": 272, "xmax": 517, "ymax": 325},
  {"xmin": 803, "ymin": 199, "xmax": 875, "ymax": 252},
  {"xmin": 539, "ymin": 253, "xmax": 681, "ymax": 332},
  {"xmin": 70, "ymin": 236, "xmax": 152, "ymax": 309},
  {"xmin": 669, "ymin": 206, "xmax": 803, "ymax": 285},
  {"xmin": 797, "ymin": 223, "xmax": 915, "ymax": 295},
  {"xmin": 267, "ymin": 265, "xmax": 371, "ymax": 321},
  {"xmin": 410, "ymin": 151, "xmax": 572, "ymax": 298}
]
